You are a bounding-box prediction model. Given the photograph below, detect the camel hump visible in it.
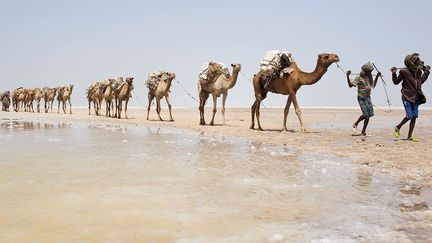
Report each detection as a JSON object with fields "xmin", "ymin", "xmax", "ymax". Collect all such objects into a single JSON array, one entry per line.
[
  {"xmin": 260, "ymin": 50, "xmax": 294, "ymax": 72},
  {"xmin": 198, "ymin": 61, "xmax": 231, "ymax": 84},
  {"xmin": 260, "ymin": 50, "xmax": 295, "ymax": 83},
  {"xmin": 146, "ymin": 70, "xmax": 168, "ymax": 90}
]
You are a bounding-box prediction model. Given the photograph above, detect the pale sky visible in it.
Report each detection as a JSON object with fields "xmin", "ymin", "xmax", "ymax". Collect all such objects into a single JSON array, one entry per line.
[{"xmin": 1, "ymin": 0, "xmax": 431, "ymax": 108}]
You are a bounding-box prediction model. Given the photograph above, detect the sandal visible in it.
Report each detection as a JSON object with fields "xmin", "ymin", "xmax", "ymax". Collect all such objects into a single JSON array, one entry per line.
[{"xmin": 393, "ymin": 127, "xmax": 400, "ymax": 139}]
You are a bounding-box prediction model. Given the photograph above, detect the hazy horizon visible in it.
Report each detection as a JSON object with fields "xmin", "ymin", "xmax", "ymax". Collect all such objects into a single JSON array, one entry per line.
[{"xmin": 1, "ymin": 0, "xmax": 431, "ymax": 108}]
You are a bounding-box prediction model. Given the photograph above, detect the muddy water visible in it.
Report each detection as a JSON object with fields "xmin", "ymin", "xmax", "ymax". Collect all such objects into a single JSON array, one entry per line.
[{"xmin": 0, "ymin": 119, "xmax": 430, "ymax": 242}]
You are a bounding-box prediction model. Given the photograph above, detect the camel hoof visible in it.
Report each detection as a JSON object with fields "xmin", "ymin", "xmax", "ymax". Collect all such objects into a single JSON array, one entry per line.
[
  {"xmin": 249, "ymin": 124, "xmax": 254, "ymax": 130},
  {"xmin": 199, "ymin": 121, "xmax": 206, "ymax": 126},
  {"xmin": 169, "ymin": 119, "xmax": 174, "ymax": 122},
  {"xmin": 258, "ymin": 127, "xmax": 263, "ymax": 131},
  {"xmin": 301, "ymin": 128, "xmax": 307, "ymax": 133}
]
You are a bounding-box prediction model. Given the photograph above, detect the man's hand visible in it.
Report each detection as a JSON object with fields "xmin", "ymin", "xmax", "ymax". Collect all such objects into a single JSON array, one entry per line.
[
  {"xmin": 377, "ymin": 72, "xmax": 382, "ymax": 77},
  {"xmin": 346, "ymin": 70, "xmax": 351, "ymax": 76},
  {"xmin": 390, "ymin": 67, "xmax": 397, "ymax": 74},
  {"xmin": 424, "ymin": 65, "xmax": 431, "ymax": 72}
]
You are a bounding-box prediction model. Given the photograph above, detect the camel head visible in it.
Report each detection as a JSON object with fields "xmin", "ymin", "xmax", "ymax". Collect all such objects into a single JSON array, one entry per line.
[
  {"xmin": 166, "ymin": 72, "xmax": 176, "ymax": 81},
  {"xmin": 69, "ymin": 84, "xmax": 74, "ymax": 93},
  {"xmin": 108, "ymin": 78, "xmax": 116, "ymax": 85},
  {"xmin": 230, "ymin": 63, "xmax": 242, "ymax": 73},
  {"xmin": 125, "ymin": 76, "xmax": 134, "ymax": 85},
  {"xmin": 317, "ymin": 53, "xmax": 339, "ymax": 67}
]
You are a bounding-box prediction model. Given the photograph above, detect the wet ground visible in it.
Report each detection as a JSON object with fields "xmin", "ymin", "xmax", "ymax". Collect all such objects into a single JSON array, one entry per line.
[{"xmin": 0, "ymin": 119, "xmax": 431, "ymax": 242}]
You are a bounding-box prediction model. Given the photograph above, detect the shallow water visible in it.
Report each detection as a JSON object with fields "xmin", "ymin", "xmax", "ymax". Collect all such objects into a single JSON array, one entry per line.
[{"xmin": 0, "ymin": 119, "xmax": 430, "ymax": 242}]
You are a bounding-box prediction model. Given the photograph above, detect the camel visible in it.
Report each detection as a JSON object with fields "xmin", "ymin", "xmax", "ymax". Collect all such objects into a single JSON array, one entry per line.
[
  {"xmin": 57, "ymin": 84, "xmax": 73, "ymax": 114},
  {"xmin": 12, "ymin": 88, "xmax": 28, "ymax": 112},
  {"xmin": 198, "ymin": 63, "xmax": 241, "ymax": 126},
  {"xmin": 114, "ymin": 76, "xmax": 134, "ymax": 119},
  {"xmin": 87, "ymin": 82, "xmax": 105, "ymax": 116},
  {"xmin": 103, "ymin": 79, "xmax": 116, "ymax": 117},
  {"xmin": 146, "ymin": 72, "xmax": 176, "ymax": 121},
  {"xmin": 1, "ymin": 91, "xmax": 11, "ymax": 111},
  {"xmin": 43, "ymin": 87, "xmax": 57, "ymax": 113},
  {"xmin": 26, "ymin": 88, "xmax": 41, "ymax": 112},
  {"xmin": 31, "ymin": 88, "xmax": 43, "ymax": 113},
  {"xmin": 250, "ymin": 53, "xmax": 339, "ymax": 132}
]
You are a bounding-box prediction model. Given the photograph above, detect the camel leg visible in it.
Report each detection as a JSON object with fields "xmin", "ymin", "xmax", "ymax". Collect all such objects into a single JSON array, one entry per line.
[
  {"xmin": 291, "ymin": 93, "xmax": 306, "ymax": 132},
  {"xmin": 68, "ymin": 99, "xmax": 72, "ymax": 114},
  {"xmin": 117, "ymin": 99, "xmax": 122, "ymax": 119},
  {"xmin": 107, "ymin": 100, "xmax": 112, "ymax": 117},
  {"xmin": 57, "ymin": 100, "xmax": 60, "ymax": 113},
  {"xmin": 114, "ymin": 98, "xmax": 118, "ymax": 118},
  {"xmin": 97, "ymin": 100, "xmax": 101, "ymax": 116},
  {"xmin": 147, "ymin": 94, "xmax": 154, "ymax": 120},
  {"xmin": 98, "ymin": 99, "xmax": 102, "ymax": 116},
  {"xmin": 166, "ymin": 95, "xmax": 174, "ymax": 122},
  {"xmin": 221, "ymin": 91, "xmax": 228, "ymax": 125},
  {"xmin": 37, "ymin": 101, "xmax": 40, "ymax": 113},
  {"xmin": 93, "ymin": 101, "xmax": 97, "ymax": 115},
  {"xmin": 125, "ymin": 97, "xmax": 129, "ymax": 119},
  {"xmin": 282, "ymin": 95, "xmax": 292, "ymax": 131},
  {"xmin": 209, "ymin": 94, "xmax": 217, "ymax": 126},
  {"xmin": 112, "ymin": 100, "xmax": 115, "ymax": 117},
  {"xmin": 105, "ymin": 100, "xmax": 109, "ymax": 117},
  {"xmin": 255, "ymin": 99, "xmax": 264, "ymax": 131},
  {"xmin": 63, "ymin": 101, "xmax": 66, "ymax": 114},
  {"xmin": 199, "ymin": 91, "xmax": 209, "ymax": 125},
  {"xmin": 50, "ymin": 100, "xmax": 54, "ymax": 113},
  {"xmin": 156, "ymin": 97, "xmax": 162, "ymax": 121},
  {"xmin": 250, "ymin": 100, "xmax": 257, "ymax": 129}
]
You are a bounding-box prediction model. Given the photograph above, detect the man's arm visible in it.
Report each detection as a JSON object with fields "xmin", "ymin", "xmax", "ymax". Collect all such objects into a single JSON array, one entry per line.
[
  {"xmin": 391, "ymin": 67, "xmax": 403, "ymax": 85},
  {"xmin": 421, "ymin": 65, "xmax": 430, "ymax": 83},
  {"xmin": 372, "ymin": 72, "xmax": 381, "ymax": 88},
  {"xmin": 346, "ymin": 70, "xmax": 354, "ymax": 87}
]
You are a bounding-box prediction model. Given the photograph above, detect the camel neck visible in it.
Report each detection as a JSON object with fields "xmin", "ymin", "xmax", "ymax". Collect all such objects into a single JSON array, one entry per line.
[
  {"xmin": 298, "ymin": 61, "xmax": 329, "ymax": 86},
  {"xmin": 227, "ymin": 69, "xmax": 240, "ymax": 89}
]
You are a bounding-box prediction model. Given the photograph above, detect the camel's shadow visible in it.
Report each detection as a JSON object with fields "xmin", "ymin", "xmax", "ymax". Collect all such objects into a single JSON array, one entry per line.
[
  {"xmin": 148, "ymin": 119, "xmax": 174, "ymax": 122},
  {"xmin": 252, "ymin": 128, "xmax": 321, "ymax": 134},
  {"xmin": 200, "ymin": 124, "xmax": 225, "ymax": 127}
]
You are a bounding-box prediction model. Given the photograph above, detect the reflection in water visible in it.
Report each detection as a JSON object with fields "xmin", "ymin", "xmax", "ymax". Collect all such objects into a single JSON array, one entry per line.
[{"xmin": 0, "ymin": 120, "xmax": 430, "ymax": 242}]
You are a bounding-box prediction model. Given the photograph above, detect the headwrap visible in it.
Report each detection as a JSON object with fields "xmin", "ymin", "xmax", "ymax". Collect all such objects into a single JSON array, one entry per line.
[
  {"xmin": 404, "ymin": 53, "xmax": 422, "ymax": 75},
  {"xmin": 360, "ymin": 62, "xmax": 374, "ymax": 82}
]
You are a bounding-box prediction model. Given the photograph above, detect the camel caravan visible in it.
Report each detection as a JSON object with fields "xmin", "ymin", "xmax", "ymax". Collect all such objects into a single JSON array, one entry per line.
[
  {"xmin": 0, "ymin": 85, "xmax": 74, "ymax": 114},
  {"xmin": 86, "ymin": 76, "xmax": 134, "ymax": 119},
  {"xmin": 2, "ymin": 51, "xmax": 428, "ymax": 141}
]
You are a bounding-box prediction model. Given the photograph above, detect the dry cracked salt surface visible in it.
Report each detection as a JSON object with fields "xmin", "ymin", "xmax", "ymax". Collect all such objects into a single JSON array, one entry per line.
[{"xmin": 0, "ymin": 115, "xmax": 431, "ymax": 242}]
